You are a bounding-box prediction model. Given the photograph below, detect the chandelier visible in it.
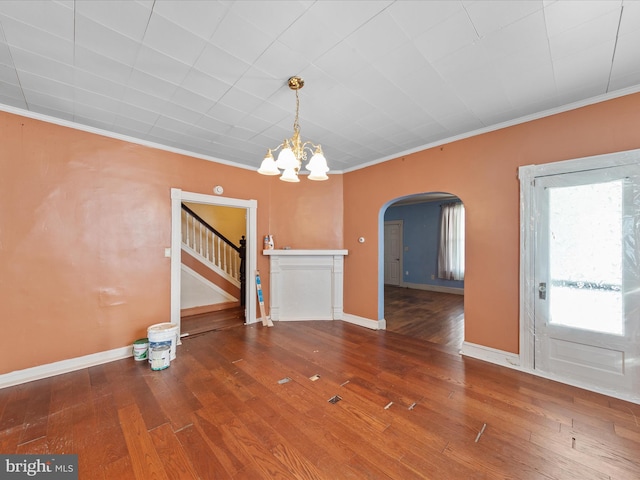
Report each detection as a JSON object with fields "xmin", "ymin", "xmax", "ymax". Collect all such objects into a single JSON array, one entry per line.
[{"xmin": 257, "ymin": 76, "xmax": 329, "ymax": 182}]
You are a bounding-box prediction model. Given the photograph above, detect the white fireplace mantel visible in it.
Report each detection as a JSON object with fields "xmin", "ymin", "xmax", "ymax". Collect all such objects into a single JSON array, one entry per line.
[{"xmin": 263, "ymin": 249, "xmax": 348, "ymax": 321}]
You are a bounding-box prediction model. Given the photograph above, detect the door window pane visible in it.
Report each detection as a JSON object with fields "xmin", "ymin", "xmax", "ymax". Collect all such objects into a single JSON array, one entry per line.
[{"xmin": 548, "ymin": 180, "xmax": 623, "ymax": 335}]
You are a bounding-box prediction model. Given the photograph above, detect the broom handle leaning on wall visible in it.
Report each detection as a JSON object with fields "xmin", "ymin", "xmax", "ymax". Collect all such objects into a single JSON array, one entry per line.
[{"xmin": 255, "ymin": 270, "xmax": 273, "ymax": 327}]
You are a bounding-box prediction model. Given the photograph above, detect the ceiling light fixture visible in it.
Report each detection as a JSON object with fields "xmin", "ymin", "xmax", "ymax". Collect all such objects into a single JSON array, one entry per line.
[{"xmin": 257, "ymin": 76, "xmax": 329, "ymax": 182}]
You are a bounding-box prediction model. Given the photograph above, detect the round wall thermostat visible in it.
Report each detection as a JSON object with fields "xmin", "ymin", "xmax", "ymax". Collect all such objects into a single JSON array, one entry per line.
[
  {"xmin": 213, "ymin": 185, "xmax": 224, "ymax": 195},
  {"xmin": 358, "ymin": 237, "xmax": 365, "ymax": 243}
]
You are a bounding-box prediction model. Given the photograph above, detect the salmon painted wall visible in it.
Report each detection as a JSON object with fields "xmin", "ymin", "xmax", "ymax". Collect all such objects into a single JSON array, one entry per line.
[
  {"xmin": 0, "ymin": 111, "xmax": 343, "ymax": 374},
  {"xmin": 343, "ymin": 92, "xmax": 640, "ymax": 354},
  {"xmin": 257, "ymin": 175, "xmax": 344, "ymax": 250}
]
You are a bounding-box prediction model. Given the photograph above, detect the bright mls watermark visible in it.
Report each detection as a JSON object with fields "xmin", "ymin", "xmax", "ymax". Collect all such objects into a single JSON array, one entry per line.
[{"xmin": 1, "ymin": 455, "xmax": 78, "ymax": 479}]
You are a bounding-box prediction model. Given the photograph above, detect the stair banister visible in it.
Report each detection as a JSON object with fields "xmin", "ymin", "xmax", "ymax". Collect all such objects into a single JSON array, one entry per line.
[{"xmin": 180, "ymin": 204, "xmax": 246, "ymax": 299}]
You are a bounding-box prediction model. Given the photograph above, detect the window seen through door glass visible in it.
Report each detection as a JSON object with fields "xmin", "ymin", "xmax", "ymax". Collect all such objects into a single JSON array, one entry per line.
[{"xmin": 548, "ymin": 180, "xmax": 623, "ymax": 335}]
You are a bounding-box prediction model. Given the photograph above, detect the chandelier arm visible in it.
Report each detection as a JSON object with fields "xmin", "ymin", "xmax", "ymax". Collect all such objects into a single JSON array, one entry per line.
[
  {"xmin": 301, "ymin": 141, "xmax": 322, "ymax": 150},
  {"xmin": 268, "ymin": 141, "xmax": 288, "ymax": 153},
  {"xmin": 267, "ymin": 141, "xmax": 321, "ymax": 161}
]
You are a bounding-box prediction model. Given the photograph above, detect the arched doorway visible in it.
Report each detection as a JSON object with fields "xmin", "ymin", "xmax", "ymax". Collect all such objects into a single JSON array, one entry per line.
[{"xmin": 381, "ymin": 192, "xmax": 465, "ymax": 348}]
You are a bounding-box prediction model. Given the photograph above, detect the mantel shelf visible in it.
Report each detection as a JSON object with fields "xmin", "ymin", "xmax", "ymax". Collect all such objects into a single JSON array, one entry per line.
[{"xmin": 263, "ymin": 249, "xmax": 348, "ymax": 256}]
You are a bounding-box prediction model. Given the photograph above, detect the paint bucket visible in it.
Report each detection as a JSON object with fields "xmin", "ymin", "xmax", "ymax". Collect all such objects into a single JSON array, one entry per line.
[
  {"xmin": 132, "ymin": 338, "xmax": 148, "ymax": 361},
  {"xmin": 147, "ymin": 323, "xmax": 179, "ymax": 362},
  {"xmin": 149, "ymin": 345, "xmax": 170, "ymax": 371}
]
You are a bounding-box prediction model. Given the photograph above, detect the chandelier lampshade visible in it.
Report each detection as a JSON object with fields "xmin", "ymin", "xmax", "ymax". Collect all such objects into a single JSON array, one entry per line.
[
  {"xmin": 306, "ymin": 148, "xmax": 329, "ymax": 180},
  {"xmin": 257, "ymin": 150, "xmax": 279, "ymax": 175},
  {"xmin": 257, "ymin": 76, "xmax": 329, "ymax": 182},
  {"xmin": 280, "ymin": 168, "xmax": 300, "ymax": 182}
]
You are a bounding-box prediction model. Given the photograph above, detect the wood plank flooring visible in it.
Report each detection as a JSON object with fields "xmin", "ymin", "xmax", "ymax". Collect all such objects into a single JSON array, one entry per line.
[
  {"xmin": 181, "ymin": 305, "xmax": 245, "ymax": 337},
  {"xmin": 1, "ymin": 318, "xmax": 638, "ymax": 479},
  {"xmin": 384, "ymin": 286, "xmax": 464, "ymax": 347}
]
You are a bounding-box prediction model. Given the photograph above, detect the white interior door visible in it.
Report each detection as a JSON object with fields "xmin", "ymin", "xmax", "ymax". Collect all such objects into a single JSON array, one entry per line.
[
  {"xmin": 533, "ymin": 165, "xmax": 640, "ymax": 397},
  {"xmin": 384, "ymin": 221, "xmax": 402, "ymax": 286}
]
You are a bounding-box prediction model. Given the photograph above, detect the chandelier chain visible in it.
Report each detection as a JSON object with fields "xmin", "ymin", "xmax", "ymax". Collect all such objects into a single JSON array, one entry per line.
[{"xmin": 293, "ymin": 88, "xmax": 300, "ymax": 135}]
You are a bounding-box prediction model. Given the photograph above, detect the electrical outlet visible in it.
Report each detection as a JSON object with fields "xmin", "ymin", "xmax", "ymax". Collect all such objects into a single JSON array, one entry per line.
[
  {"xmin": 431, "ymin": 274, "xmax": 435, "ymax": 279},
  {"xmin": 405, "ymin": 271, "xmax": 409, "ymax": 275}
]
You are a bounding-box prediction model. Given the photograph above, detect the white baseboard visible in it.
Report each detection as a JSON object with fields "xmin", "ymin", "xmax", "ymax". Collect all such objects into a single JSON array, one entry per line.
[
  {"xmin": 461, "ymin": 342, "xmax": 640, "ymax": 405},
  {"xmin": 0, "ymin": 346, "xmax": 133, "ymax": 390},
  {"xmin": 401, "ymin": 282, "xmax": 464, "ymax": 295},
  {"xmin": 342, "ymin": 313, "xmax": 384, "ymax": 330},
  {"xmin": 460, "ymin": 341, "xmax": 521, "ymax": 369},
  {"xmin": 519, "ymin": 367, "xmax": 640, "ymax": 405}
]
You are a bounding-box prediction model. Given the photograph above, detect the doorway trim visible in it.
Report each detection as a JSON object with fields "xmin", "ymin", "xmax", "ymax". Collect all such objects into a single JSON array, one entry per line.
[
  {"xmin": 519, "ymin": 148, "xmax": 640, "ymax": 404},
  {"xmin": 170, "ymin": 188, "xmax": 258, "ymax": 334}
]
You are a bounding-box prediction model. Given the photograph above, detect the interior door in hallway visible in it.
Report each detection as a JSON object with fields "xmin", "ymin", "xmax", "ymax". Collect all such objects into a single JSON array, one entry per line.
[
  {"xmin": 533, "ymin": 164, "xmax": 640, "ymax": 398},
  {"xmin": 384, "ymin": 221, "xmax": 402, "ymax": 286}
]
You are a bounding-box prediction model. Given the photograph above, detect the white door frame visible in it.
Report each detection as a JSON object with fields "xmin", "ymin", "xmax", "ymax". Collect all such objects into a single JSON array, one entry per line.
[
  {"xmin": 519, "ymin": 148, "xmax": 640, "ymax": 403},
  {"xmin": 170, "ymin": 188, "xmax": 258, "ymax": 334}
]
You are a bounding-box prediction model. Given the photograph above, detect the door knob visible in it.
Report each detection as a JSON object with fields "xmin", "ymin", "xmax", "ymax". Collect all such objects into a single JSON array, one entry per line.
[{"xmin": 538, "ymin": 282, "xmax": 546, "ymax": 300}]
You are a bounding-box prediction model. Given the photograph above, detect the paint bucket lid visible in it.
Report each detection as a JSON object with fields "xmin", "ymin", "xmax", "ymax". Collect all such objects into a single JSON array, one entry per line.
[
  {"xmin": 148, "ymin": 323, "xmax": 177, "ymax": 333},
  {"xmin": 133, "ymin": 338, "xmax": 148, "ymax": 345}
]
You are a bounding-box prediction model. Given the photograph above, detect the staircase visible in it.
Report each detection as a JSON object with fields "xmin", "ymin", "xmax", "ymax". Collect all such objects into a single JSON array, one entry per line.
[{"xmin": 180, "ymin": 203, "xmax": 246, "ymax": 332}]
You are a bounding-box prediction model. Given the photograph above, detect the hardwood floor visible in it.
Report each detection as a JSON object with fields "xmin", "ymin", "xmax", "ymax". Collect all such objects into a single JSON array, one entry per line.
[
  {"xmin": 1, "ymin": 320, "xmax": 638, "ymax": 479},
  {"xmin": 384, "ymin": 286, "xmax": 464, "ymax": 348},
  {"xmin": 181, "ymin": 305, "xmax": 245, "ymax": 337}
]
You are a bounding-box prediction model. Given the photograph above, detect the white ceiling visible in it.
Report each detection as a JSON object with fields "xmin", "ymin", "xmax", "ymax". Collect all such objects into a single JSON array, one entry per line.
[{"xmin": 1, "ymin": 0, "xmax": 639, "ymax": 173}]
